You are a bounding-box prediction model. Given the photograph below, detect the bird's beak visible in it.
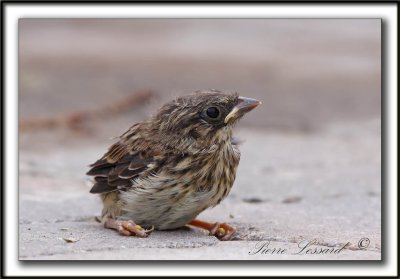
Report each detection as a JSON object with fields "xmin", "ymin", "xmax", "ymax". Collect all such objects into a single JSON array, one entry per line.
[{"xmin": 224, "ymin": 96, "xmax": 262, "ymax": 124}]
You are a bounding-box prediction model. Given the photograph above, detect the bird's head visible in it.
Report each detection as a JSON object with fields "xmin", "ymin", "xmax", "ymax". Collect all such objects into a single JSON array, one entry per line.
[{"xmin": 148, "ymin": 90, "xmax": 261, "ymax": 153}]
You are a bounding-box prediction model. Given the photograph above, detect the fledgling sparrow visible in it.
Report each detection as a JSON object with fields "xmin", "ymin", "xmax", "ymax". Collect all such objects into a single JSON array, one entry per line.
[{"xmin": 87, "ymin": 90, "xmax": 261, "ymax": 240}]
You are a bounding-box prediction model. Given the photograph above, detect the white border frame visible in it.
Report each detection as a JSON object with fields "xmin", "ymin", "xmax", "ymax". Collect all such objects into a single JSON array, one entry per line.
[{"xmin": 4, "ymin": 3, "xmax": 398, "ymax": 277}]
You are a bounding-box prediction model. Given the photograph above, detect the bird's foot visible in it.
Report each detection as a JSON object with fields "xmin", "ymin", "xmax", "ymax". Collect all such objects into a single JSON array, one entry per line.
[
  {"xmin": 188, "ymin": 219, "xmax": 236, "ymax": 241},
  {"xmin": 104, "ymin": 218, "xmax": 154, "ymax": 237},
  {"xmin": 209, "ymin": 222, "xmax": 237, "ymax": 241}
]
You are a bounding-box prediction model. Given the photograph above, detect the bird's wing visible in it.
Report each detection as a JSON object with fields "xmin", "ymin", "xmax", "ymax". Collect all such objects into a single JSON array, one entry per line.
[{"xmin": 87, "ymin": 142, "xmax": 155, "ymax": 194}]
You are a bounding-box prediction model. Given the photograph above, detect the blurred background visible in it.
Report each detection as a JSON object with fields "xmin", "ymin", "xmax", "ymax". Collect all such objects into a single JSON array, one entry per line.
[
  {"xmin": 19, "ymin": 19, "xmax": 381, "ymax": 259},
  {"xmin": 19, "ymin": 19, "xmax": 380, "ymax": 146}
]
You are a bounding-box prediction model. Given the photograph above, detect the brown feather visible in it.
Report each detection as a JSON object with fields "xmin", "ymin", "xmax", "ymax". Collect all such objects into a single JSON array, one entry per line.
[
  {"xmin": 90, "ymin": 181, "xmax": 116, "ymax": 194},
  {"xmin": 104, "ymin": 143, "xmax": 129, "ymax": 163},
  {"xmin": 86, "ymin": 164, "xmax": 113, "ymax": 176},
  {"xmin": 88, "ymin": 151, "xmax": 154, "ymax": 194},
  {"xmin": 118, "ymin": 166, "xmax": 148, "ymax": 179}
]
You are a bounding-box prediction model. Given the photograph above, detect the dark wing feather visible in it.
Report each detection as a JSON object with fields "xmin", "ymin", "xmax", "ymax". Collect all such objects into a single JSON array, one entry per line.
[
  {"xmin": 90, "ymin": 177, "xmax": 115, "ymax": 194},
  {"xmin": 87, "ymin": 143, "xmax": 156, "ymax": 194},
  {"xmin": 86, "ymin": 163, "xmax": 114, "ymax": 177},
  {"xmin": 118, "ymin": 166, "xmax": 148, "ymax": 179}
]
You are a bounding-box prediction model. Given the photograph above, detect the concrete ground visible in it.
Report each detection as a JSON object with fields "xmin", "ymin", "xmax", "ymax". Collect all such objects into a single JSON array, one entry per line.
[
  {"xmin": 18, "ymin": 19, "xmax": 381, "ymax": 260},
  {"xmin": 19, "ymin": 119, "xmax": 381, "ymax": 260}
]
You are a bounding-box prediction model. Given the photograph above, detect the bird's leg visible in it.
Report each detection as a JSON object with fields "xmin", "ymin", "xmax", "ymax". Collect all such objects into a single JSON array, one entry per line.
[
  {"xmin": 104, "ymin": 218, "xmax": 154, "ymax": 237},
  {"xmin": 188, "ymin": 219, "xmax": 236, "ymax": 241}
]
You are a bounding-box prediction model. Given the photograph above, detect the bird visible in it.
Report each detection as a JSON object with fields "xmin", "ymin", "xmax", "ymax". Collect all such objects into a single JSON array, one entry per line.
[{"xmin": 87, "ymin": 90, "xmax": 261, "ymax": 240}]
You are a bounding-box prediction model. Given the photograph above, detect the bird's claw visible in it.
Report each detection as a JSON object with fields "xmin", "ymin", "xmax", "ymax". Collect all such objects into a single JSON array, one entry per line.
[
  {"xmin": 209, "ymin": 222, "xmax": 236, "ymax": 241},
  {"xmin": 117, "ymin": 220, "xmax": 154, "ymax": 237}
]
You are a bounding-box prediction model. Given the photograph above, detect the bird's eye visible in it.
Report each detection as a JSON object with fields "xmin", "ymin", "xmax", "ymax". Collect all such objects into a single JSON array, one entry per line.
[{"xmin": 206, "ymin": 107, "xmax": 220, "ymax": 119}]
